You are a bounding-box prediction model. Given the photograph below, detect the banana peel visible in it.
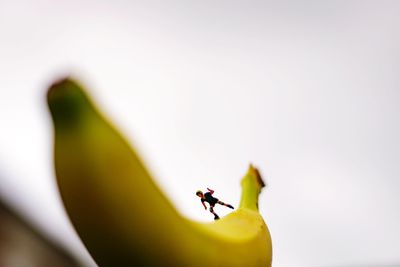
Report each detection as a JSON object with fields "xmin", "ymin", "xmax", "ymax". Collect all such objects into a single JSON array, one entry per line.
[{"xmin": 47, "ymin": 78, "xmax": 273, "ymax": 267}]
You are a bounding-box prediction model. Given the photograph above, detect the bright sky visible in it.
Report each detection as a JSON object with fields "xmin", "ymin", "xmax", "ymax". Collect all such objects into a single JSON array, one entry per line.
[{"xmin": 1, "ymin": 1, "xmax": 400, "ymax": 266}]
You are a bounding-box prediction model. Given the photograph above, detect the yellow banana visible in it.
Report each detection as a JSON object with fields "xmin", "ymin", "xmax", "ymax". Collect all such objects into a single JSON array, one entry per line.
[{"xmin": 47, "ymin": 78, "xmax": 272, "ymax": 267}]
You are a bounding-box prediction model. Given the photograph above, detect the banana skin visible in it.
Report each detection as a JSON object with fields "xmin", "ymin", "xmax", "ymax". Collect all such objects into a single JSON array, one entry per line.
[{"xmin": 47, "ymin": 78, "xmax": 272, "ymax": 267}]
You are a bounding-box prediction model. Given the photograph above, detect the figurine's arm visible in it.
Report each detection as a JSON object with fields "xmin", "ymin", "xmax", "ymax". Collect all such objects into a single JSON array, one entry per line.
[
  {"xmin": 207, "ymin": 188, "xmax": 214, "ymax": 195},
  {"xmin": 201, "ymin": 199, "xmax": 207, "ymax": 210}
]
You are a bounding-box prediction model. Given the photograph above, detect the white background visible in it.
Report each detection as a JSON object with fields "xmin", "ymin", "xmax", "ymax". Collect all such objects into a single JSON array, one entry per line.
[{"xmin": 1, "ymin": 1, "xmax": 400, "ymax": 266}]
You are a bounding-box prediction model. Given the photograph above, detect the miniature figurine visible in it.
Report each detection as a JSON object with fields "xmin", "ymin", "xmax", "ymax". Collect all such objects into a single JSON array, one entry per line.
[{"xmin": 196, "ymin": 188, "xmax": 234, "ymax": 220}]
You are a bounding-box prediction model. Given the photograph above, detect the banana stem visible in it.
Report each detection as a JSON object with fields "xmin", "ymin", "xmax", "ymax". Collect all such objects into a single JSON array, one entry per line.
[{"xmin": 239, "ymin": 165, "xmax": 265, "ymax": 211}]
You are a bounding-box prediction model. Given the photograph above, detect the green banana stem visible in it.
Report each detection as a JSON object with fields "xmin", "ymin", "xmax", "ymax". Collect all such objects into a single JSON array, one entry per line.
[{"xmin": 239, "ymin": 165, "xmax": 266, "ymax": 211}]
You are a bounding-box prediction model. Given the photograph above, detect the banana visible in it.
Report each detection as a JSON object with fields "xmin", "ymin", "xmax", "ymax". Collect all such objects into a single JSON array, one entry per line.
[{"xmin": 47, "ymin": 78, "xmax": 272, "ymax": 267}]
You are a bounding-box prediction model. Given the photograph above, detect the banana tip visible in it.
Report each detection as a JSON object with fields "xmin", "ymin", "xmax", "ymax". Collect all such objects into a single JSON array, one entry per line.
[
  {"xmin": 47, "ymin": 76, "xmax": 74, "ymax": 102},
  {"xmin": 46, "ymin": 77, "xmax": 93, "ymax": 125},
  {"xmin": 249, "ymin": 164, "xmax": 266, "ymax": 188}
]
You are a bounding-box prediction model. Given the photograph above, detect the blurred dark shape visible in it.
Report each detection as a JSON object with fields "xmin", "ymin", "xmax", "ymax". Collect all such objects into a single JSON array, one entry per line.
[{"xmin": 0, "ymin": 198, "xmax": 85, "ymax": 267}]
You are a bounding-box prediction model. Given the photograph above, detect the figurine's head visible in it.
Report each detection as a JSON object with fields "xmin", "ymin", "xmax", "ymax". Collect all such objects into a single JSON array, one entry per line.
[{"xmin": 196, "ymin": 190, "xmax": 203, "ymax": 198}]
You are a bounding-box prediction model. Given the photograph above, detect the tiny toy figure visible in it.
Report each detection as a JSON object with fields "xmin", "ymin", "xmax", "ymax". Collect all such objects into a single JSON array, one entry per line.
[{"xmin": 196, "ymin": 188, "xmax": 234, "ymax": 220}]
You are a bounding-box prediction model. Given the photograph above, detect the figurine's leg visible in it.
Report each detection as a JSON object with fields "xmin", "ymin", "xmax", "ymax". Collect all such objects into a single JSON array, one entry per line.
[
  {"xmin": 209, "ymin": 206, "xmax": 220, "ymax": 220},
  {"xmin": 217, "ymin": 200, "xmax": 234, "ymax": 209}
]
